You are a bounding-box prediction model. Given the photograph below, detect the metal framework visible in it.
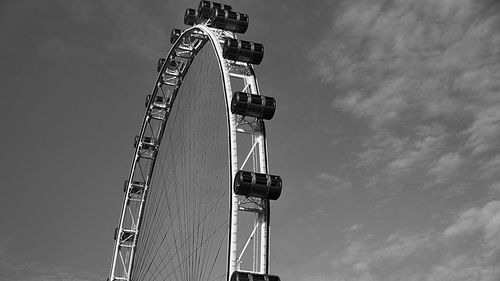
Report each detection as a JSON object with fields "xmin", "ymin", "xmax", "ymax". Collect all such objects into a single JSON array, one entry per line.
[{"xmin": 108, "ymin": 23, "xmax": 273, "ymax": 281}]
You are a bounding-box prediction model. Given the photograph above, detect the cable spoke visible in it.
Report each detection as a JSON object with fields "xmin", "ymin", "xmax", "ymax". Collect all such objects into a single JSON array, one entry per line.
[{"xmin": 131, "ymin": 45, "xmax": 229, "ymax": 281}]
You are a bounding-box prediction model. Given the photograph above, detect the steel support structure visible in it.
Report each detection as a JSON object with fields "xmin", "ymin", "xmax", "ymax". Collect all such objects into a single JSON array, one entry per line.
[{"xmin": 108, "ymin": 24, "xmax": 272, "ymax": 281}]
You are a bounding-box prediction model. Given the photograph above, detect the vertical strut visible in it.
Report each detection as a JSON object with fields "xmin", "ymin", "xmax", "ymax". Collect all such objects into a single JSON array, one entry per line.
[{"xmin": 229, "ymin": 107, "xmax": 239, "ymax": 275}]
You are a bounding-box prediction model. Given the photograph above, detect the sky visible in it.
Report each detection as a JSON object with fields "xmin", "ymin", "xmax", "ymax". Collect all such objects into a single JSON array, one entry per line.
[{"xmin": 1, "ymin": 0, "xmax": 500, "ymax": 280}]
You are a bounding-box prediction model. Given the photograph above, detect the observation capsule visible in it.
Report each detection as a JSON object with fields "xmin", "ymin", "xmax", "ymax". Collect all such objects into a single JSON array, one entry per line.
[
  {"xmin": 170, "ymin": 28, "xmax": 182, "ymax": 44},
  {"xmin": 134, "ymin": 136, "xmax": 158, "ymax": 150},
  {"xmin": 231, "ymin": 271, "xmax": 281, "ymax": 281},
  {"xmin": 157, "ymin": 58, "xmax": 165, "ymax": 72},
  {"xmin": 209, "ymin": 9, "xmax": 248, "ymax": 34},
  {"xmin": 223, "ymin": 38, "xmax": 264, "ymax": 65},
  {"xmin": 198, "ymin": 0, "xmax": 232, "ymax": 19},
  {"xmin": 158, "ymin": 57, "xmax": 179, "ymax": 75},
  {"xmin": 157, "ymin": 60, "xmax": 179, "ymax": 80},
  {"xmin": 184, "ymin": 8, "xmax": 204, "ymax": 26},
  {"xmin": 233, "ymin": 170, "xmax": 282, "ymax": 200},
  {"xmin": 231, "ymin": 91, "xmax": 276, "ymax": 120},
  {"xmin": 123, "ymin": 179, "xmax": 128, "ymax": 192},
  {"xmin": 145, "ymin": 94, "xmax": 167, "ymax": 109},
  {"xmin": 120, "ymin": 230, "xmax": 135, "ymax": 243},
  {"xmin": 165, "ymin": 59, "xmax": 179, "ymax": 76},
  {"xmin": 123, "ymin": 180, "xmax": 146, "ymax": 194}
]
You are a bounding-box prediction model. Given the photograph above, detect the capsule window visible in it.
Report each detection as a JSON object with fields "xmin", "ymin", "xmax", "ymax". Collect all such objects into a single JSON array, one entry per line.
[
  {"xmin": 250, "ymin": 95, "xmax": 262, "ymax": 105},
  {"xmin": 252, "ymin": 275, "xmax": 266, "ymax": 281},
  {"xmin": 255, "ymin": 173, "xmax": 268, "ymax": 185}
]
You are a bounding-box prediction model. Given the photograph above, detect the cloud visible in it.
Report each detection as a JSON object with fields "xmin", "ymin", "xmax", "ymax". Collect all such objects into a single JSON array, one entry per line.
[
  {"xmin": 464, "ymin": 105, "xmax": 500, "ymax": 155},
  {"xmin": 309, "ymin": 0, "xmax": 500, "ymax": 155},
  {"xmin": 300, "ymin": 274, "xmax": 344, "ymax": 281},
  {"xmin": 358, "ymin": 124, "xmax": 448, "ymax": 189},
  {"xmin": 490, "ymin": 182, "xmax": 500, "ymax": 194},
  {"xmin": 309, "ymin": 0, "xmax": 500, "ymax": 202},
  {"xmin": 303, "ymin": 0, "xmax": 500, "ymax": 278},
  {"xmin": 427, "ymin": 254, "xmax": 500, "ymax": 281},
  {"xmin": 443, "ymin": 200, "xmax": 500, "ymax": 240},
  {"xmin": 428, "ymin": 200, "xmax": 500, "ymax": 280},
  {"xmin": 328, "ymin": 199, "xmax": 500, "ymax": 280},
  {"xmin": 334, "ymin": 233, "xmax": 432, "ymax": 266},
  {"xmin": 479, "ymin": 154, "xmax": 500, "ymax": 179},
  {"xmin": 374, "ymin": 233, "xmax": 433, "ymax": 262},
  {"xmin": 305, "ymin": 172, "xmax": 352, "ymax": 196},
  {"xmin": 333, "ymin": 77, "xmax": 408, "ymax": 128},
  {"xmin": 428, "ymin": 152, "xmax": 463, "ymax": 183},
  {"xmin": 294, "ymin": 201, "xmax": 500, "ymax": 281},
  {"xmin": 386, "ymin": 125, "xmax": 448, "ymax": 175},
  {"xmin": 0, "ymin": 242, "xmax": 100, "ymax": 281},
  {"xmin": 330, "ymin": 232, "xmax": 435, "ymax": 280},
  {"xmin": 357, "ymin": 130, "xmax": 409, "ymax": 168},
  {"xmin": 348, "ymin": 224, "xmax": 363, "ymax": 232},
  {"xmin": 0, "ymin": 259, "xmax": 101, "ymax": 281},
  {"xmin": 328, "ymin": 206, "xmax": 500, "ymax": 280}
]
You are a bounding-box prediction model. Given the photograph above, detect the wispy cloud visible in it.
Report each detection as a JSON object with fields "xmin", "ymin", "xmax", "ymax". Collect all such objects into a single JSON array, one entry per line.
[
  {"xmin": 385, "ymin": 124, "xmax": 448, "ymax": 175},
  {"xmin": 430, "ymin": 200, "xmax": 500, "ymax": 280},
  {"xmin": 479, "ymin": 154, "xmax": 500, "ymax": 179},
  {"xmin": 347, "ymin": 224, "xmax": 363, "ymax": 232},
  {"xmin": 0, "ymin": 242, "xmax": 100, "ymax": 281},
  {"xmin": 333, "ymin": 77, "xmax": 408, "ymax": 128},
  {"xmin": 357, "ymin": 123, "xmax": 449, "ymax": 190},
  {"xmin": 333, "ymin": 232, "xmax": 434, "ymax": 267},
  {"xmin": 0, "ymin": 258, "xmax": 101, "ymax": 281},
  {"xmin": 311, "ymin": 0, "xmax": 500, "ymax": 131},
  {"xmin": 428, "ymin": 152, "xmax": 463, "ymax": 184},
  {"xmin": 330, "ymin": 232, "xmax": 435, "ymax": 281},
  {"xmin": 443, "ymin": 200, "xmax": 500, "ymax": 242},
  {"xmin": 490, "ymin": 182, "xmax": 500, "ymax": 194},
  {"xmin": 357, "ymin": 130, "xmax": 409, "ymax": 168},
  {"xmin": 427, "ymin": 254, "xmax": 499, "ymax": 281},
  {"xmin": 310, "ymin": 0, "xmax": 500, "ymax": 203},
  {"xmin": 305, "ymin": 172, "xmax": 352, "ymax": 196},
  {"xmin": 464, "ymin": 105, "xmax": 500, "ymax": 155},
  {"xmin": 319, "ymin": 199, "xmax": 500, "ymax": 280},
  {"xmin": 305, "ymin": 2, "xmax": 500, "ymax": 278}
]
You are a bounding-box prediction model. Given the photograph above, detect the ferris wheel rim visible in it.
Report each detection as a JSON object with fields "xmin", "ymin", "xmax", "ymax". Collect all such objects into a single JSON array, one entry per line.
[{"xmin": 109, "ymin": 23, "xmax": 273, "ymax": 281}]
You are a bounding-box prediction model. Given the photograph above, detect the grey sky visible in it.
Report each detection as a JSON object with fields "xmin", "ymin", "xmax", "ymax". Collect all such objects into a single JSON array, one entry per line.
[{"xmin": 1, "ymin": 0, "xmax": 500, "ymax": 281}]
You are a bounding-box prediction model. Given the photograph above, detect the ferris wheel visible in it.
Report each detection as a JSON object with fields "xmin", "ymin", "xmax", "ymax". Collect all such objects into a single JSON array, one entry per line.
[{"xmin": 108, "ymin": 2, "xmax": 283, "ymax": 281}]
